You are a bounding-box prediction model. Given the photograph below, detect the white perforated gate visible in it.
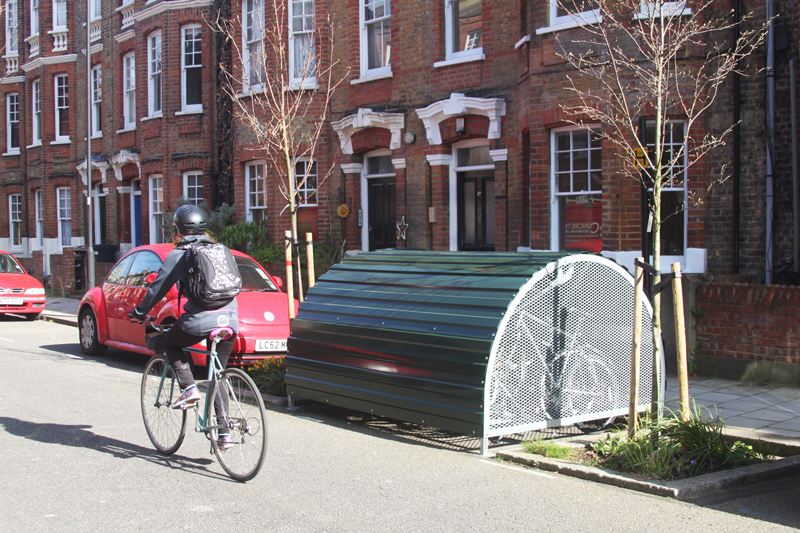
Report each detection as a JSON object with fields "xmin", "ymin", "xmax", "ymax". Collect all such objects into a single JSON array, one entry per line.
[{"xmin": 482, "ymin": 255, "xmax": 664, "ymax": 454}]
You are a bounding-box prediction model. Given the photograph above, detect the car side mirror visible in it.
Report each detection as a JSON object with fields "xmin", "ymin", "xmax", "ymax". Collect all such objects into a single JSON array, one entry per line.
[
  {"xmin": 144, "ymin": 272, "xmax": 159, "ymax": 286},
  {"xmin": 274, "ymin": 277, "xmax": 283, "ymax": 288}
]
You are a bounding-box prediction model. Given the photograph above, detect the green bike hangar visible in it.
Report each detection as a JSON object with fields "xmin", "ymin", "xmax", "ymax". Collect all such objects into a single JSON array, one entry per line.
[{"xmin": 285, "ymin": 250, "xmax": 664, "ymax": 455}]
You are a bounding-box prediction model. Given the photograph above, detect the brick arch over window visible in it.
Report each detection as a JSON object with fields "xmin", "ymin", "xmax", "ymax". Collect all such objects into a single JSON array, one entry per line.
[
  {"xmin": 439, "ymin": 115, "xmax": 490, "ymax": 145},
  {"xmin": 416, "ymin": 93, "xmax": 505, "ymax": 145},
  {"xmin": 350, "ymin": 127, "xmax": 392, "ymax": 154},
  {"xmin": 332, "ymin": 108, "xmax": 405, "ymax": 155}
]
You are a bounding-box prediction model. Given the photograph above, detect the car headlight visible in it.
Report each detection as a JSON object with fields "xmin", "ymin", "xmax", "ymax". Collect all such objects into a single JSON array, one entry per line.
[{"xmin": 25, "ymin": 288, "xmax": 45, "ymax": 295}]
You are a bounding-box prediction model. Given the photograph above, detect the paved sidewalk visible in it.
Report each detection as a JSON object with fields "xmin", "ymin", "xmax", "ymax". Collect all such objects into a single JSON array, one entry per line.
[{"xmin": 39, "ymin": 296, "xmax": 800, "ymax": 445}]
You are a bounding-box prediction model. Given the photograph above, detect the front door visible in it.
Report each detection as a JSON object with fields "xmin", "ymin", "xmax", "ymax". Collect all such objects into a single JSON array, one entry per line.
[
  {"xmin": 457, "ymin": 173, "xmax": 495, "ymax": 251},
  {"xmin": 368, "ymin": 177, "xmax": 396, "ymax": 251},
  {"xmin": 133, "ymin": 194, "xmax": 142, "ymax": 247}
]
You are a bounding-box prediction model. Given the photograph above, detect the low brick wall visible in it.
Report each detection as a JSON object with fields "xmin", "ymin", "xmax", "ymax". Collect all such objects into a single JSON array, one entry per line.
[
  {"xmin": 695, "ymin": 282, "xmax": 800, "ymax": 383},
  {"xmin": 49, "ymin": 248, "xmax": 76, "ymax": 295}
]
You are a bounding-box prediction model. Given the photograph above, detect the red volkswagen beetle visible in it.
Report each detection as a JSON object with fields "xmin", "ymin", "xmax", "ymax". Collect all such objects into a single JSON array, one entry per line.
[
  {"xmin": 0, "ymin": 250, "xmax": 46, "ymax": 320},
  {"xmin": 77, "ymin": 244, "xmax": 298, "ymax": 367}
]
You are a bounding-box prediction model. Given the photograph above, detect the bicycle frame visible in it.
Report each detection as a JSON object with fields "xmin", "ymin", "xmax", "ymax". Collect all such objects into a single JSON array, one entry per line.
[{"xmin": 155, "ymin": 335, "xmax": 229, "ymax": 435}]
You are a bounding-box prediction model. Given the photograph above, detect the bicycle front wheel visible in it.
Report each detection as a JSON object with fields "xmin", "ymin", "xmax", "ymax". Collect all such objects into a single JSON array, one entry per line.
[
  {"xmin": 564, "ymin": 356, "xmax": 620, "ymax": 434},
  {"xmin": 141, "ymin": 355, "xmax": 187, "ymax": 455},
  {"xmin": 210, "ymin": 368, "xmax": 268, "ymax": 481}
]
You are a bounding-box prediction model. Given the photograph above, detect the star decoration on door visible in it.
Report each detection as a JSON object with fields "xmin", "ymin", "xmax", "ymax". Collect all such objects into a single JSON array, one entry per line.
[{"xmin": 396, "ymin": 216, "xmax": 408, "ymax": 240}]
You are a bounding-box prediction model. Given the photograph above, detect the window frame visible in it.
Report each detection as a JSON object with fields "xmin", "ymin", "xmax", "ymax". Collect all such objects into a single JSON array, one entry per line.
[
  {"xmin": 57, "ymin": 186, "xmax": 71, "ymax": 248},
  {"xmin": 359, "ymin": 0, "xmax": 391, "ymax": 79},
  {"xmin": 289, "ymin": 0, "xmax": 316, "ymax": 88},
  {"xmin": 6, "ymin": 0, "xmax": 18, "ymax": 57},
  {"xmin": 93, "ymin": 183, "xmax": 107, "ymax": 245},
  {"xmin": 549, "ymin": 125, "xmax": 603, "ymax": 252},
  {"xmin": 644, "ymin": 119, "xmax": 688, "ymax": 260},
  {"xmin": 9, "ymin": 193, "xmax": 21, "ymax": 250},
  {"xmin": 149, "ymin": 175, "xmax": 164, "ymax": 244},
  {"xmin": 54, "ymin": 74, "xmax": 69, "ymax": 142},
  {"xmin": 147, "ymin": 31, "xmax": 162, "ymax": 117},
  {"xmin": 245, "ymin": 161, "xmax": 267, "ymax": 224},
  {"xmin": 30, "ymin": 0, "xmax": 38, "ymax": 37},
  {"xmin": 294, "ymin": 158, "xmax": 317, "ymax": 206},
  {"xmin": 122, "ymin": 52, "xmax": 136, "ymax": 130},
  {"xmin": 182, "ymin": 171, "xmax": 204, "ymax": 206},
  {"xmin": 89, "ymin": 0, "xmax": 101, "ymax": 21},
  {"xmin": 91, "ymin": 65, "xmax": 102, "ymax": 138},
  {"xmin": 52, "ymin": 0, "xmax": 66, "ymax": 31},
  {"xmin": 6, "ymin": 92, "xmax": 19, "ymax": 154},
  {"xmin": 31, "ymin": 79, "xmax": 41, "ymax": 145},
  {"xmin": 243, "ymin": 0, "xmax": 265, "ymax": 92},
  {"xmin": 444, "ymin": 0, "xmax": 482, "ymax": 62},
  {"xmin": 181, "ymin": 24, "xmax": 203, "ymax": 113},
  {"xmin": 34, "ymin": 188, "xmax": 43, "ymax": 248}
]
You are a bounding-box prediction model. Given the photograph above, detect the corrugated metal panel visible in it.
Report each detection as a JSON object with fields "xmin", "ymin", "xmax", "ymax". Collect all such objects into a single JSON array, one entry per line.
[{"xmin": 286, "ymin": 250, "xmax": 574, "ymax": 436}]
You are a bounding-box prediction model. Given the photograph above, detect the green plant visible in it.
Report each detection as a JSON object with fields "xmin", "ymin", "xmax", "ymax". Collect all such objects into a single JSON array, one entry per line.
[
  {"xmin": 688, "ymin": 360, "xmax": 699, "ymax": 375},
  {"xmin": 161, "ymin": 197, "xmax": 235, "ymax": 241},
  {"xmin": 691, "ymin": 305, "xmax": 704, "ymax": 320},
  {"xmin": 246, "ymin": 356, "xmax": 286, "ymax": 396},
  {"xmin": 297, "ymin": 233, "xmax": 345, "ymax": 292},
  {"xmin": 522, "ymin": 438, "xmax": 575, "ymax": 460},
  {"xmin": 216, "ymin": 222, "xmax": 285, "ymax": 267},
  {"xmin": 592, "ymin": 405, "xmax": 772, "ymax": 480}
]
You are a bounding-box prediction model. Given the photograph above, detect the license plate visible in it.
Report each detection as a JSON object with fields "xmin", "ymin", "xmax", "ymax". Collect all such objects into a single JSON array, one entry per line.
[
  {"xmin": 1, "ymin": 298, "xmax": 23, "ymax": 306},
  {"xmin": 255, "ymin": 339, "xmax": 287, "ymax": 352}
]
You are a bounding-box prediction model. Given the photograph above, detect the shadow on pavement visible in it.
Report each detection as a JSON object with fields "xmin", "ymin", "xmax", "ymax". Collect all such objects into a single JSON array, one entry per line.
[
  {"xmin": 39, "ymin": 343, "xmax": 149, "ymax": 374},
  {"xmin": 0, "ymin": 416, "xmax": 234, "ymax": 482},
  {"xmin": 688, "ymin": 477, "xmax": 800, "ymax": 528}
]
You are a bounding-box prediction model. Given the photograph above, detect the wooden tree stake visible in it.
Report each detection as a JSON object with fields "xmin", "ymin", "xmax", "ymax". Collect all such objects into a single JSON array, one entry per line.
[
  {"xmin": 629, "ymin": 258, "xmax": 644, "ymax": 438},
  {"xmin": 672, "ymin": 262, "xmax": 690, "ymax": 421},
  {"xmin": 306, "ymin": 232, "xmax": 315, "ymax": 290},
  {"xmin": 285, "ymin": 230, "xmax": 295, "ymax": 320}
]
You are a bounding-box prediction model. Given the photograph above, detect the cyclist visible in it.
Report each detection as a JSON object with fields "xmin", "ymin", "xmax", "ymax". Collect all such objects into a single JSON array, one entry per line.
[{"xmin": 129, "ymin": 205, "xmax": 239, "ymax": 448}]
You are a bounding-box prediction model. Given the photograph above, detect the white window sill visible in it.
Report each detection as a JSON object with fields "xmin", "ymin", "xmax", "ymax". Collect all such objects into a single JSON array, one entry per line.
[
  {"xmin": 237, "ymin": 84, "xmax": 265, "ymax": 98},
  {"xmin": 91, "ymin": 133, "xmax": 102, "ymax": 139},
  {"xmin": 286, "ymin": 80, "xmax": 318, "ymax": 91},
  {"xmin": 50, "ymin": 139, "xmax": 71, "ymax": 145},
  {"xmin": 116, "ymin": 126, "xmax": 136, "ymax": 133},
  {"xmin": 176, "ymin": 108, "xmax": 203, "ymax": 116},
  {"xmin": 634, "ymin": 5, "xmax": 692, "ymax": 19},
  {"xmin": 3, "ymin": 53, "xmax": 19, "ymax": 60},
  {"xmin": 351, "ymin": 70, "xmax": 393, "ymax": 85},
  {"xmin": 140, "ymin": 114, "xmax": 162, "ymax": 122},
  {"xmin": 536, "ymin": 14, "xmax": 603, "ymax": 35},
  {"xmin": 26, "ymin": 142, "xmax": 42, "ymax": 149},
  {"xmin": 433, "ymin": 54, "xmax": 485, "ymax": 69},
  {"xmin": 3, "ymin": 150, "xmax": 20, "ymax": 156},
  {"xmin": 515, "ymin": 35, "xmax": 531, "ymax": 49},
  {"xmin": 48, "ymin": 28, "xmax": 68, "ymax": 35}
]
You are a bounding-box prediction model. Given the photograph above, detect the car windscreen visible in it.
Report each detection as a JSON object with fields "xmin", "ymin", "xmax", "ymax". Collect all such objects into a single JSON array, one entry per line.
[
  {"xmin": 0, "ymin": 254, "xmax": 25, "ymax": 274},
  {"xmin": 235, "ymin": 256, "xmax": 278, "ymax": 292}
]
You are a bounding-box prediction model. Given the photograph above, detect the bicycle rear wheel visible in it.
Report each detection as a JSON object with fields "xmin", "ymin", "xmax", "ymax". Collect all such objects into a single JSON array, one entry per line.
[
  {"xmin": 141, "ymin": 355, "xmax": 187, "ymax": 455},
  {"xmin": 565, "ymin": 356, "xmax": 619, "ymax": 434},
  {"xmin": 210, "ymin": 368, "xmax": 268, "ymax": 481}
]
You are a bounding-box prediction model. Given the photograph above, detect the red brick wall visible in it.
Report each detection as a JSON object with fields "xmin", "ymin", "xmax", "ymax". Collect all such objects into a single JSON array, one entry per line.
[
  {"xmin": 696, "ymin": 283, "xmax": 800, "ymax": 365},
  {"xmin": 50, "ymin": 249, "xmax": 76, "ymax": 294}
]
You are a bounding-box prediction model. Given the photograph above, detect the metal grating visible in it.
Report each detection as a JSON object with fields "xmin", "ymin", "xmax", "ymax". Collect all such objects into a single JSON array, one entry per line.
[{"xmin": 485, "ymin": 255, "xmax": 661, "ymax": 437}]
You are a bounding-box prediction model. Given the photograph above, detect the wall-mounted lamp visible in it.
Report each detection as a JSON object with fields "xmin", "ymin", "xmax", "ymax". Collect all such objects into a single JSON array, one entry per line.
[
  {"xmin": 404, "ymin": 131, "xmax": 416, "ymax": 144},
  {"xmin": 456, "ymin": 117, "xmax": 466, "ymax": 135}
]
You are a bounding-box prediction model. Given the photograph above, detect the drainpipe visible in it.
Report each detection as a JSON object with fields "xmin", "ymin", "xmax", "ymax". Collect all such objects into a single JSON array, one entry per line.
[
  {"xmin": 791, "ymin": 60, "xmax": 799, "ymax": 270},
  {"xmin": 765, "ymin": 0, "xmax": 775, "ymax": 284},
  {"xmin": 733, "ymin": 0, "xmax": 740, "ymax": 274}
]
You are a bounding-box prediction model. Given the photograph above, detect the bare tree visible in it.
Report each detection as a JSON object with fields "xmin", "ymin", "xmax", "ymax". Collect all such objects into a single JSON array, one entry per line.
[
  {"xmin": 213, "ymin": 0, "xmax": 348, "ymax": 301},
  {"xmin": 554, "ymin": 0, "xmax": 766, "ymax": 410}
]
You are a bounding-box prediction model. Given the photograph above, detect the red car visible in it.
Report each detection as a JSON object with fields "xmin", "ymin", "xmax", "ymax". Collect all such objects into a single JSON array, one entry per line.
[
  {"xmin": 0, "ymin": 250, "xmax": 46, "ymax": 320},
  {"xmin": 78, "ymin": 244, "xmax": 298, "ymax": 367}
]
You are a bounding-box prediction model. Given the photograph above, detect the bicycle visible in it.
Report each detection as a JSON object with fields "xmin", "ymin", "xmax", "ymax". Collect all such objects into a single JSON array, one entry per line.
[{"xmin": 139, "ymin": 317, "xmax": 268, "ymax": 481}]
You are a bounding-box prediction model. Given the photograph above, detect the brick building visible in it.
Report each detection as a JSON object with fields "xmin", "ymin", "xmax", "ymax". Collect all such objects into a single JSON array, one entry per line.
[{"xmin": 0, "ymin": 0, "xmax": 798, "ymax": 296}]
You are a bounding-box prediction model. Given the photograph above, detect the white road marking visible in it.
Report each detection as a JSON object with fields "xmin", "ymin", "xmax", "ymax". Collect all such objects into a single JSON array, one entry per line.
[
  {"xmin": 0, "ymin": 337, "xmax": 15, "ymax": 342},
  {"xmin": 297, "ymin": 416, "xmax": 325, "ymax": 423},
  {"xmin": 480, "ymin": 459, "xmax": 557, "ymax": 479}
]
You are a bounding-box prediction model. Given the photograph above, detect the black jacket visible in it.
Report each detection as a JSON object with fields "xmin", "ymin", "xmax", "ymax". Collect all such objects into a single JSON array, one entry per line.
[{"xmin": 133, "ymin": 235, "xmax": 239, "ymax": 336}]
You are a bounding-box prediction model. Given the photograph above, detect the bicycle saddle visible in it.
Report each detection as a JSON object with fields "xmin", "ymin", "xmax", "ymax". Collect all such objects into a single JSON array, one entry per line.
[{"xmin": 210, "ymin": 327, "xmax": 234, "ymax": 341}]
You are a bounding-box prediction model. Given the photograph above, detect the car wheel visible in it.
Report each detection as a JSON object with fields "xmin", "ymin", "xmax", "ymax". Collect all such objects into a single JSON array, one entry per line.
[
  {"xmin": 25, "ymin": 313, "xmax": 40, "ymax": 321},
  {"xmin": 79, "ymin": 308, "xmax": 108, "ymax": 356}
]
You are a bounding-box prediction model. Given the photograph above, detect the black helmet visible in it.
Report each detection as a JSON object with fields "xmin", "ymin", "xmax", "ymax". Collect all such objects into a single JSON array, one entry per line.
[{"xmin": 173, "ymin": 205, "xmax": 208, "ymax": 236}]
